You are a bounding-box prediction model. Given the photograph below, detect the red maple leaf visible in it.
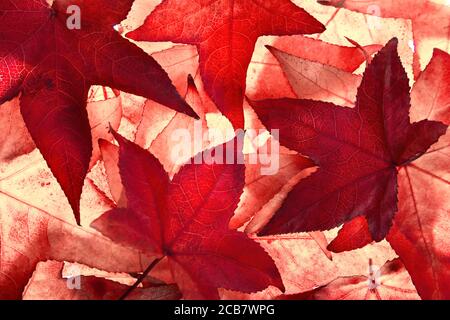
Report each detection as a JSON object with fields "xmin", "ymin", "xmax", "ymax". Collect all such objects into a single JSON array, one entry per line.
[
  {"xmin": 0, "ymin": 0, "xmax": 196, "ymax": 224},
  {"xmin": 326, "ymin": 48, "xmax": 450, "ymax": 300},
  {"xmin": 127, "ymin": 0, "xmax": 325, "ymax": 128},
  {"xmin": 91, "ymin": 131, "xmax": 284, "ymax": 299},
  {"xmin": 250, "ymin": 38, "xmax": 447, "ymax": 241}
]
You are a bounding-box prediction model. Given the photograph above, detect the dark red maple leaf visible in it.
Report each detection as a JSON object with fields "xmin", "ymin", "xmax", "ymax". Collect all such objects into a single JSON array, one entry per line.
[
  {"xmin": 250, "ymin": 38, "xmax": 447, "ymax": 241},
  {"xmin": 325, "ymin": 48, "xmax": 450, "ymax": 300},
  {"xmin": 0, "ymin": 0, "xmax": 196, "ymax": 224},
  {"xmin": 127, "ymin": 0, "xmax": 325, "ymax": 128},
  {"xmin": 91, "ymin": 131, "xmax": 284, "ymax": 299}
]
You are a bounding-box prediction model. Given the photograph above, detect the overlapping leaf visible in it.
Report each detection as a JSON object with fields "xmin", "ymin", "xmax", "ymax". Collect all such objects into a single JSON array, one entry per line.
[
  {"xmin": 128, "ymin": 0, "xmax": 325, "ymax": 128},
  {"xmin": 92, "ymin": 131, "xmax": 284, "ymax": 299},
  {"xmin": 325, "ymin": 49, "xmax": 450, "ymax": 299},
  {"xmin": 279, "ymin": 259, "xmax": 419, "ymax": 300},
  {"xmin": 0, "ymin": 0, "xmax": 195, "ymax": 223},
  {"xmin": 251, "ymin": 38, "xmax": 447, "ymax": 241},
  {"xmin": 23, "ymin": 261, "xmax": 181, "ymax": 300}
]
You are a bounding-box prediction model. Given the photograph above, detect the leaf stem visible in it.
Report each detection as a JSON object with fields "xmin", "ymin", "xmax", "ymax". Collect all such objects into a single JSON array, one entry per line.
[{"xmin": 119, "ymin": 257, "xmax": 164, "ymax": 300}]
